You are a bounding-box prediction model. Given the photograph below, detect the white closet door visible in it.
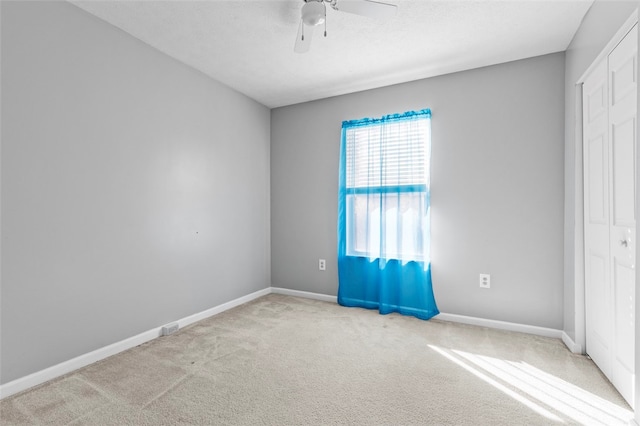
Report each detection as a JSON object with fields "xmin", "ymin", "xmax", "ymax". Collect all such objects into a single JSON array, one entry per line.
[
  {"xmin": 609, "ymin": 23, "xmax": 637, "ymax": 406},
  {"xmin": 583, "ymin": 24, "xmax": 637, "ymax": 408},
  {"xmin": 584, "ymin": 56, "xmax": 612, "ymax": 381}
]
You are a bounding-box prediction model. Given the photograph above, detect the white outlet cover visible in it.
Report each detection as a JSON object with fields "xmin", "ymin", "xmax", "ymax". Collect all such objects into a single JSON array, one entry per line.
[{"xmin": 479, "ymin": 274, "xmax": 490, "ymax": 288}]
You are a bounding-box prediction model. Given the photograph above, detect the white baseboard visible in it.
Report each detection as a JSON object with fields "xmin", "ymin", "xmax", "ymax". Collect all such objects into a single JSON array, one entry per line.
[
  {"xmin": 270, "ymin": 288, "xmax": 565, "ymax": 340},
  {"xmin": 0, "ymin": 286, "xmax": 572, "ymax": 400},
  {"xmin": 270, "ymin": 287, "xmax": 337, "ymax": 303},
  {"xmin": 561, "ymin": 331, "xmax": 583, "ymax": 354},
  {"xmin": 176, "ymin": 287, "xmax": 271, "ymax": 329},
  {"xmin": 0, "ymin": 287, "xmax": 270, "ymax": 400},
  {"xmin": 0, "ymin": 326, "xmax": 160, "ymax": 401},
  {"xmin": 434, "ymin": 312, "xmax": 563, "ymax": 339}
]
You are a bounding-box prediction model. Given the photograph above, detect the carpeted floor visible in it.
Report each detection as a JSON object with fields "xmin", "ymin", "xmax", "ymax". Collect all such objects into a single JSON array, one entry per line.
[{"xmin": 0, "ymin": 294, "xmax": 634, "ymax": 425}]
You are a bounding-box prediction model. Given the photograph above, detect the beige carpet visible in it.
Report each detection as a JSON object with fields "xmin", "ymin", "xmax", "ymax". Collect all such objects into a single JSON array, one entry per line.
[{"xmin": 0, "ymin": 294, "xmax": 633, "ymax": 425}]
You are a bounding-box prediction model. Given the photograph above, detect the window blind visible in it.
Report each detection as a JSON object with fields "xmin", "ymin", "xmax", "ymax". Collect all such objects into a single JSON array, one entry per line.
[{"xmin": 345, "ymin": 117, "xmax": 430, "ymax": 189}]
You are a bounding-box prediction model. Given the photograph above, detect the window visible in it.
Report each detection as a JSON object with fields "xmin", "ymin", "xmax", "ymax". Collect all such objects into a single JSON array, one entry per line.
[
  {"xmin": 341, "ymin": 109, "xmax": 431, "ymax": 262},
  {"xmin": 337, "ymin": 109, "xmax": 438, "ymax": 320}
]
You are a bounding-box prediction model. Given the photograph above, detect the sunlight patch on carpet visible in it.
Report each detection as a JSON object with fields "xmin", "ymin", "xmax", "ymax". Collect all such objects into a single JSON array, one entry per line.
[{"xmin": 428, "ymin": 345, "xmax": 633, "ymax": 425}]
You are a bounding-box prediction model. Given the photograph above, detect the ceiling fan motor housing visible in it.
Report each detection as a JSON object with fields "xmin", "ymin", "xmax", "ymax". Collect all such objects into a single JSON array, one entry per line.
[{"xmin": 302, "ymin": 0, "xmax": 326, "ymax": 26}]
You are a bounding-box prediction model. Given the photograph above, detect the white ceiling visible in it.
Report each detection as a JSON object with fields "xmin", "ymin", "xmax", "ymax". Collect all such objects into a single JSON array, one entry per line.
[{"xmin": 70, "ymin": 0, "xmax": 594, "ymax": 108}]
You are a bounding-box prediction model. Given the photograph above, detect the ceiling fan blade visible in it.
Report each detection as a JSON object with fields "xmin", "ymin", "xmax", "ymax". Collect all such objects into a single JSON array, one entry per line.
[
  {"xmin": 294, "ymin": 21, "xmax": 314, "ymax": 53},
  {"xmin": 334, "ymin": 0, "xmax": 397, "ymax": 20}
]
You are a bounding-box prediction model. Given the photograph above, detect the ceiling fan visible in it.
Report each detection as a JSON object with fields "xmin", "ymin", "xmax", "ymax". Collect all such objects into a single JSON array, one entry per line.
[{"xmin": 294, "ymin": 0, "xmax": 397, "ymax": 53}]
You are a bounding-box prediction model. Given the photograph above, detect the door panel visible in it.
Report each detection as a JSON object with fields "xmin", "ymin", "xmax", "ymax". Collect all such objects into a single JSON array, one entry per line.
[
  {"xmin": 613, "ymin": 256, "xmax": 635, "ymax": 402},
  {"xmin": 587, "ymin": 250, "xmax": 611, "ymax": 368},
  {"xmin": 611, "ymin": 116, "xmax": 636, "ymax": 226},
  {"xmin": 612, "ymin": 54, "xmax": 636, "ymax": 105},
  {"xmin": 608, "ymin": 23, "xmax": 637, "ymax": 407},
  {"xmin": 589, "ymin": 135, "xmax": 607, "ymax": 223},
  {"xmin": 584, "ymin": 57, "xmax": 612, "ymax": 380},
  {"xmin": 614, "ymin": 258, "xmax": 634, "ymax": 372}
]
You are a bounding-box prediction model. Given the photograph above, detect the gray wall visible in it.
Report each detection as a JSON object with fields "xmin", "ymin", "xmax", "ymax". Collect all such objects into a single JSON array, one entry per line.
[
  {"xmin": 1, "ymin": 1, "xmax": 270, "ymax": 384},
  {"xmin": 562, "ymin": 0, "xmax": 638, "ymax": 344},
  {"xmin": 272, "ymin": 53, "xmax": 565, "ymax": 329}
]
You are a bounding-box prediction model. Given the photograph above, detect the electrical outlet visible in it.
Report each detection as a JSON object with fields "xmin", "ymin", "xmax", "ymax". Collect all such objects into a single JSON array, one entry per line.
[
  {"xmin": 161, "ymin": 322, "xmax": 179, "ymax": 336},
  {"xmin": 319, "ymin": 259, "xmax": 326, "ymax": 271},
  {"xmin": 479, "ymin": 273, "xmax": 490, "ymax": 289}
]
